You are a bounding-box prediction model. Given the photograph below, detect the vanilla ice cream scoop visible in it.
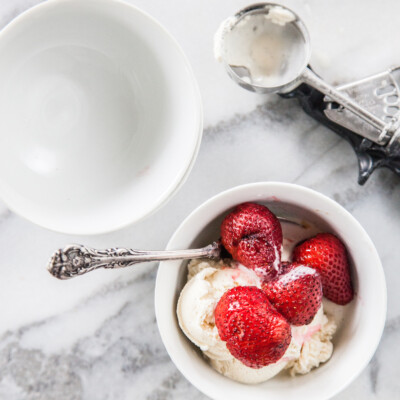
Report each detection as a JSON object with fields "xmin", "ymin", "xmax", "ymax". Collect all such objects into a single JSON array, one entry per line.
[
  {"xmin": 177, "ymin": 258, "xmax": 338, "ymax": 384},
  {"xmin": 209, "ymin": 304, "xmax": 336, "ymax": 383},
  {"xmin": 288, "ymin": 306, "xmax": 337, "ymax": 375},
  {"xmin": 210, "ymin": 326, "xmax": 301, "ymax": 384},
  {"xmin": 177, "ymin": 259, "xmax": 261, "ymax": 360}
]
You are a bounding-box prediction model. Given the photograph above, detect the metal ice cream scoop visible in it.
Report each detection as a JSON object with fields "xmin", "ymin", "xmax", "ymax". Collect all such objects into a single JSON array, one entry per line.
[{"xmin": 216, "ymin": 3, "xmax": 400, "ymax": 184}]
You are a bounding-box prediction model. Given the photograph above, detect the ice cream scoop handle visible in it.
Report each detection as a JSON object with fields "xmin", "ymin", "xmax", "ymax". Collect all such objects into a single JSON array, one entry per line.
[{"xmin": 47, "ymin": 242, "xmax": 221, "ymax": 280}]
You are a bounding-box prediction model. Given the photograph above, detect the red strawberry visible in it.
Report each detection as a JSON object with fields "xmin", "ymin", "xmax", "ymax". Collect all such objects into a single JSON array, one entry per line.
[
  {"xmin": 215, "ymin": 286, "xmax": 291, "ymax": 368},
  {"xmin": 292, "ymin": 233, "xmax": 354, "ymax": 305},
  {"xmin": 220, "ymin": 202, "xmax": 282, "ymax": 279},
  {"xmin": 262, "ymin": 262, "xmax": 323, "ymax": 326}
]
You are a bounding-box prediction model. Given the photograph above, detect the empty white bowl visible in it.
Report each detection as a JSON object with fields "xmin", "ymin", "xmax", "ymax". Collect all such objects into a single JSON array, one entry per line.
[
  {"xmin": 0, "ymin": 0, "xmax": 202, "ymax": 234},
  {"xmin": 155, "ymin": 182, "xmax": 386, "ymax": 400}
]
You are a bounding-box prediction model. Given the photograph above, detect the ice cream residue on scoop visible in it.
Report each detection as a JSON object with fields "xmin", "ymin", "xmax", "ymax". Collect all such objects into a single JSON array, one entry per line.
[
  {"xmin": 265, "ymin": 6, "xmax": 296, "ymax": 26},
  {"xmin": 214, "ymin": 5, "xmax": 295, "ymax": 62}
]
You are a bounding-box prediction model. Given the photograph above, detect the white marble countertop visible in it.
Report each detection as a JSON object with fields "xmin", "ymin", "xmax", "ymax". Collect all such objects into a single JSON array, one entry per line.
[{"xmin": 1, "ymin": 0, "xmax": 400, "ymax": 399}]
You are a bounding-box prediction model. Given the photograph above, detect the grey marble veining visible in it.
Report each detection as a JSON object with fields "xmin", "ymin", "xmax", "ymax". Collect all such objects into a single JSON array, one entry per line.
[{"xmin": 0, "ymin": 0, "xmax": 400, "ymax": 399}]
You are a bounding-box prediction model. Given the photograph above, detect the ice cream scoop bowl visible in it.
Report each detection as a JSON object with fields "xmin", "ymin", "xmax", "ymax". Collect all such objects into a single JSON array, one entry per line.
[
  {"xmin": 155, "ymin": 182, "xmax": 386, "ymax": 400},
  {"xmin": 217, "ymin": 3, "xmax": 395, "ymax": 142}
]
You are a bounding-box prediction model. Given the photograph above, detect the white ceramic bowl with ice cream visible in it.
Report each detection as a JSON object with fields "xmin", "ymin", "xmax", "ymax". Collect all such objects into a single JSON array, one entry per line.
[{"xmin": 155, "ymin": 182, "xmax": 386, "ymax": 400}]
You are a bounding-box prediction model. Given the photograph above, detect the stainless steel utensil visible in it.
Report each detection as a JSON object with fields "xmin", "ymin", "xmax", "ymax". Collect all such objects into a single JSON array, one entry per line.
[
  {"xmin": 47, "ymin": 217, "xmax": 301, "ymax": 280},
  {"xmin": 217, "ymin": 3, "xmax": 400, "ymax": 183},
  {"xmin": 48, "ymin": 242, "xmax": 221, "ymax": 280},
  {"xmin": 219, "ymin": 3, "xmax": 395, "ymax": 145}
]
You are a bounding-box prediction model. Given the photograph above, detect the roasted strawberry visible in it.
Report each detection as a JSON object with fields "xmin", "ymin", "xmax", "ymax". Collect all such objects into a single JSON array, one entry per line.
[
  {"xmin": 262, "ymin": 262, "xmax": 323, "ymax": 326},
  {"xmin": 215, "ymin": 286, "xmax": 291, "ymax": 368},
  {"xmin": 292, "ymin": 233, "xmax": 354, "ymax": 305},
  {"xmin": 220, "ymin": 202, "xmax": 282, "ymax": 279}
]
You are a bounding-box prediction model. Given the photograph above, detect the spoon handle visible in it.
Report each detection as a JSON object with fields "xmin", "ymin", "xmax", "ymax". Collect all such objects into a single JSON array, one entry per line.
[{"xmin": 48, "ymin": 242, "xmax": 221, "ymax": 280}]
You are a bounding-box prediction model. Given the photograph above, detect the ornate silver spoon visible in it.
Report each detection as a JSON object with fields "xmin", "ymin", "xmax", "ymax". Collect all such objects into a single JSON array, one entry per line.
[
  {"xmin": 47, "ymin": 216, "xmax": 302, "ymax": 280},
  {"xmin": 47, "ymin": 242, "xmax": 221, "ymax": 280}
]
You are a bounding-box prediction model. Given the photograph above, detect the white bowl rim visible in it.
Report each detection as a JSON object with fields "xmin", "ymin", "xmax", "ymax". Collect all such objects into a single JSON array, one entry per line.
[
  {"xmin": 155, "ymin": 182, "xmax": 387, "ymax": 400},
  {"xmin": 0, "ymin": 0, "xmax": 203, "ymax": 235}
]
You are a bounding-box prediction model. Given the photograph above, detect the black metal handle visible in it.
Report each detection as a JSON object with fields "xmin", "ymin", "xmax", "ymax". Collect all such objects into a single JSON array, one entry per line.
[{"xmin": 281, "ymin": 83, "xmax": 400, "ymax": 185}]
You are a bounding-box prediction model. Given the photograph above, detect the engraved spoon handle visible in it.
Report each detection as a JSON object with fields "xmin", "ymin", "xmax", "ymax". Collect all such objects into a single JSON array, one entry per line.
[{"xmin": 47, "ymin": 242, "xmax": 221, "ymax": 280}]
